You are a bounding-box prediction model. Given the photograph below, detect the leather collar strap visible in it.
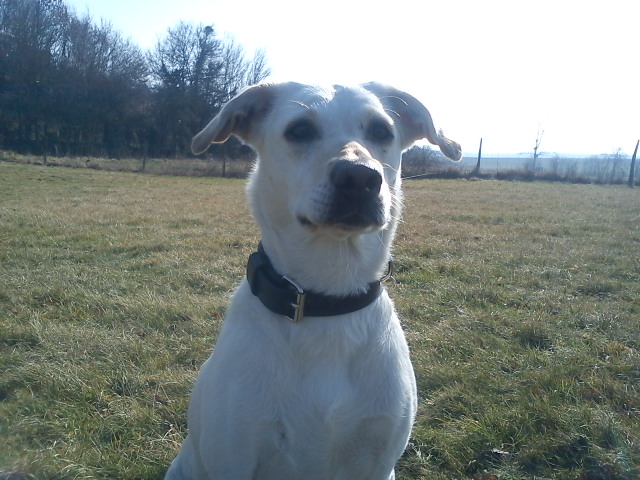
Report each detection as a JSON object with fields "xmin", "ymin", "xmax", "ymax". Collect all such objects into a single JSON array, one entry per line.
[{"xmin": 246, "ymin": 243, "xmax": 385, "ymax": 323}]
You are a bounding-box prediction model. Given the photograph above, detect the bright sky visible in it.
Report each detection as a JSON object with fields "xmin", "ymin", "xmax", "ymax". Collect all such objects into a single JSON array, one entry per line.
[{"xmin": 67, "ymin": 0, "xmax": 638, "ymax": 156}]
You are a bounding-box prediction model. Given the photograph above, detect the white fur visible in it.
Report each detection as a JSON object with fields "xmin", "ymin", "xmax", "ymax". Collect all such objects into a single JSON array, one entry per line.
[{"xmin": 165, "ymin": 82, "xmax": 461, "ymax": 480}]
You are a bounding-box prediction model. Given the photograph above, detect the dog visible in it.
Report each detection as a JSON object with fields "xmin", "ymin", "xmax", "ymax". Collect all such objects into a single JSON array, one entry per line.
[{"xmin": 165, "ymin": 82, "xmax": 461, "ymax": 480}]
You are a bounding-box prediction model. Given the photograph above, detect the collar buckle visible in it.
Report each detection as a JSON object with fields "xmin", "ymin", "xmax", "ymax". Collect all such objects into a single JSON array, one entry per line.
[{"xmin": 282, "ymin": 275, "xmax": 306, "ymax": 323}]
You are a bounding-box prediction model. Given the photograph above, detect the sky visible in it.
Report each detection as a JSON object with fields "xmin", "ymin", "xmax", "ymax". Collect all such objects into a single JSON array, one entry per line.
[{"xmin": 66, "ymin": 0, "xmax": 639, "ymax": 156}]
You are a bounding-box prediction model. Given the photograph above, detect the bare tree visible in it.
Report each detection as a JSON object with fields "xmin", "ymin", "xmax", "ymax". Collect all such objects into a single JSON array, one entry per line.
[
  {"xmin": 246, "ymin": 48, "xmax": 271, "ymax": 85},
  {"xmin": 606, "ymin": 147, "xmax": 625, "ymax": 183},
  {"xmin": 529, "ymin": 125, "xmax": 544, "ymax": 172},
  {"xmin": 147, "ymin": 22, "xmax": 224, "ymax": 155},
  {"xmin": 402, "ymin": 145, "xmax": 448, "ymax": 177},
  {"xmin": 146, "ymin": 23, "xmax": 271, "ymax": 157},
  {"xmin": 218, "ymin": 36, "xmax": 249, "ymax": 100},
  {"xmin": 0, "ymin": 4, "xmax": 270, "ymax": 159},
  {"xmin": 0, "ymin": 0, "xmax": 147, "ymax": 157},
  {"xmin": 217, "ymin": 38, "xmax": 271, "ymax": 99}
]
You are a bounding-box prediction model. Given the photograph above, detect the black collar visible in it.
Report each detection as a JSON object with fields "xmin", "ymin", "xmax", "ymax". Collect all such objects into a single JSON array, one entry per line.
[{"xmin": 246, "ymin": 243, "xmax": 389, "ymax": 322}]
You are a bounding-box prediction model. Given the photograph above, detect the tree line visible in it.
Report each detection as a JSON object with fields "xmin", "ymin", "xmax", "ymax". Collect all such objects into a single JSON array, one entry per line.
[{"xmin": 0, "ymin": 0, "xmax": 270, "ymax": 160}]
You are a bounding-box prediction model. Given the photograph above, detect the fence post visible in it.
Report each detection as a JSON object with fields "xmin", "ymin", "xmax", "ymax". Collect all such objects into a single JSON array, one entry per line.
[
  {"xmin": 472, "ymin": 138, "xmax": 482, "ymax": 177},
  {"xmin": 628, "ymin": 139, "xmax": 639, "ymax": 188}
]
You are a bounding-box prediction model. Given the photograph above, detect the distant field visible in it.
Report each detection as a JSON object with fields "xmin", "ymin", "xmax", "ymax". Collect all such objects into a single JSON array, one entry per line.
[{"xmin": 1, "ymin": 162, "xmax": 638, "ymax": 480}]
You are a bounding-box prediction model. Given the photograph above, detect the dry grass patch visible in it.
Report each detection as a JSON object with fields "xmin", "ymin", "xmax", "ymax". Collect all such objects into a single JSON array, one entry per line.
[
  {"xmin": 1, "ymin": 163, "xmax": 638, "ymax": 479},
  {"xmin": 393, "ymin": 180, "xmax": 639, "ymax": 480}
]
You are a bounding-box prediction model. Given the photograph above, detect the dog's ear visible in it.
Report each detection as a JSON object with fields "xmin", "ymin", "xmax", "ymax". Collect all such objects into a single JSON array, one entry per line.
[
  {"xmin": 191, "ymin": 84, "xmax": 277, "ymax": 155},
  {"xmin": 362, "ymin": 82, "xmax": 462, "ymax": 161}
]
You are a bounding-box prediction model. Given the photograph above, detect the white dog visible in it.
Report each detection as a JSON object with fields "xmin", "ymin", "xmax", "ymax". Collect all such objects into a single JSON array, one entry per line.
[{"xmin": 165, "ymin": 82, "xmax": 461, "ymax": 480}]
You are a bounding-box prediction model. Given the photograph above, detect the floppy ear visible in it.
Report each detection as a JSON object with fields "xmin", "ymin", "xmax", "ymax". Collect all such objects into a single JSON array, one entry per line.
[
  {"xmin": 191, "ymin": 83, "xmax": 277, "ymax": 155},
  {"xmin": 362, "ymin": 82, "xmax": 462, "ymax": 161}
]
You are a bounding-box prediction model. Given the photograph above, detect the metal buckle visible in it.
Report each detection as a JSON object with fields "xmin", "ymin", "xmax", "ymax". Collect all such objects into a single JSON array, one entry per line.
[
  {"xmin": 282, "ymin": 275, "xmax": 306, "ymax": 323},
  {"xmin": 380, "ymin": 259, "xmax": 394, "ymax": 283}
]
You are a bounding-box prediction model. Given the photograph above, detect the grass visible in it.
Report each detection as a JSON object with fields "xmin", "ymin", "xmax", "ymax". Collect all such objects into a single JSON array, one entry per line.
[{"xmin": 1, "ymin": 161, "xmax": 638, "ymax": 480}]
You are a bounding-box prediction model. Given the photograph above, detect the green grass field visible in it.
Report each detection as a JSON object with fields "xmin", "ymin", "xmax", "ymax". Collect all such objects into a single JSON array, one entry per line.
[{"xmin": 1, "ymin": 161, "xmax": 638, "ymax": 480}]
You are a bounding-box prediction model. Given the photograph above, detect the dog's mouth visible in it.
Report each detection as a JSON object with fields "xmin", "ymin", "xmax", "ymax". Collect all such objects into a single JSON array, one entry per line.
[{"xmin": 297, "ymin": 203, "xmax": 387, "ymax": 232}]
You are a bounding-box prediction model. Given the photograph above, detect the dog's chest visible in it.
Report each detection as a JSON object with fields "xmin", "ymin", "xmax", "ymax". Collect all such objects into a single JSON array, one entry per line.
[
  {"xmin": 260, "ymin": 320, "xmax": 407, "ymax": 472},
  {"xmin": 259, "ymin": 306, "xmax": 405, "ymax": 419},
  {"xmin": 284, "ymin": 342, "xmax": 369, "ymax": 417}
]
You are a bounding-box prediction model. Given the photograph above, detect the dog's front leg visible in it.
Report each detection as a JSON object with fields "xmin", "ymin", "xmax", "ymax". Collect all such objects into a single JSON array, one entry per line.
[
  {"xmin": 169, "ymin": 296, "xmax": 296, "ymax": 480},
  {"xmin": 174, "ymin": 359, "xmax": 268, "ymax": 480}
]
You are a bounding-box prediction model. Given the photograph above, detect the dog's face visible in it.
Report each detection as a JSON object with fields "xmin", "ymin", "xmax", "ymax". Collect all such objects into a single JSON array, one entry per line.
[
  {"xmin": 192, "ymin": 82, "xmax": 461, "ymax": 240},
  {"xmin": 254, "ymin": 84, "xmax": 403, "ymax": 236}
]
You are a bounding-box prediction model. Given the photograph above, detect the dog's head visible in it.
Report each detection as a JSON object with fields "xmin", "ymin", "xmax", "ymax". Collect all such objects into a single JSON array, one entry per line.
[{"xmin": 192, "ymin": 82, "xmax": 460, "ymax": 240}]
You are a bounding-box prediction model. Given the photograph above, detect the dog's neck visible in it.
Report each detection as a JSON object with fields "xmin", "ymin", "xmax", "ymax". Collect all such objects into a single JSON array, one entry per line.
[{"xmin": 254, "ymin": 219, "xmax": 397, "ymax": 297}]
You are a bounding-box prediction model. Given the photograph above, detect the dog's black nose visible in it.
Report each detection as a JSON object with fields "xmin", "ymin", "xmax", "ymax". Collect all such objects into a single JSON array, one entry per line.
[{"xmin": 330, "ymin": 161, "xmax": 382, "ymax": 201}]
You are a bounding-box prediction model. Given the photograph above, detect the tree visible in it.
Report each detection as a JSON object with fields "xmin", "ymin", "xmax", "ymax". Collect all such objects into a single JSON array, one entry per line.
[
  {"xmin": 0, "ymin": 0, "xmax": 70, "ymax": 154},
  {"xmin": 605, "ymin": 147, "xmax": 625, "ymax": 183},
  {"xmin": 246, "ymin": 48, "xmax": 270, "ymax": 85},
  {"xmin": 146, "ymin": 22, "xmax": 270, "ymax": 157},
  {"xmin": 528, "ymin": 125, "xmax": 544, "ymax": 172},
  {"xmin": 0, "ymin": 2, "xmax": 271, "ymax": 159},
  {"xmin": 56, "ymin": 14, "xmax": 148, "ymax": 157},
  {"xmin": 0, "ymin": 0, "xmax": 148, "ymax": 157},
  {"xmin": 402, "ymin": 145, "xmax": 448, "ymax": 177},
  {"xmin": 146, "ymin": 22, "xmax": 222, "ymax": 156}
]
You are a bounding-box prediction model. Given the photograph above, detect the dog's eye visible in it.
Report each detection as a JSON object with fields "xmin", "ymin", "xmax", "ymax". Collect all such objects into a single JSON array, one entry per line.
[
  {"xmin": 285, "ymin": 120, "xmax": 319, "ymax": 143},
  {"xmin": 368, "ymin": 121, "xmax": 394, "ymax": 143}
]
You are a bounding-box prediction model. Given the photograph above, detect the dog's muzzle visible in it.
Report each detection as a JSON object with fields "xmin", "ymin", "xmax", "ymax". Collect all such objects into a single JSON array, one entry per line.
[{"xmin": 324, "ymin": 160, "xmax": 386, "ymax": 228}]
